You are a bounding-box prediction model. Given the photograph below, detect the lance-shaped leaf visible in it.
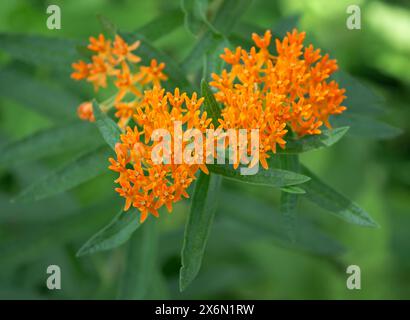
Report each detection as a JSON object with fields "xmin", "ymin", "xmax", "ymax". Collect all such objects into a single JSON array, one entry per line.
[
  {"xmin": 280, "ymin": 127, "xmax": 349, "ymax": 154},
  {"xmin": 0, "ymin": 33, "xmax": 80, "ymax": 75},
  {"xmin": 0, "ymin": 121, "xmax": 102, "ymax": 167},
  {"xmin": 134, "ymin": 9, "xmax": 184, "ymax": 42},
  {"xmin": 182, "ymin": 0, "xmax": 253, "ymax": 71},
  {"xmin": 14, "ymin": 146, "xmax": 111, "ymax": 202},
  {"xmin": 182, "ymin": 0, "xmax": 219, "ymax": 36},
  {"xmin": 179, "ymin": 172, "xmax": 222, "ymax": 291},
  {"xmin": 279, "ymin": 154, "xmax": 300, "ymax": 243},
  {"xmin": 118, "ymin": 218, "xmax": 159, "ymax": 299},
  {"xmin": 331, "ymin": 114, "xmax": 402, "ymax": 140},
  {"xmin": 92, "ymin": 101, "xmax": 121, "ymax": 150},
  {"xmin": 208, "ymin": 164, "xmax": 310, "ymax": 187},
  {"xmin": 0, "ymin": 68, "xmax": 79, "ymax": 120},
  {"xmin": 77, "ymin": 208, "xmax": 140, "ymax": 257},
  {"xmin": 280, "ymin": 186, "xmax": 306, "ymax": 194},
  {"xmin": 201, "ymin": 79, "xmax": 221, "ymax": 127},
  {"xmin": 300, "ymin": 165, "xmax": 378, "ymax": 227},
  {"xmin": 219, "ymin": 190, "xmax": 345, "ymax": 256}
]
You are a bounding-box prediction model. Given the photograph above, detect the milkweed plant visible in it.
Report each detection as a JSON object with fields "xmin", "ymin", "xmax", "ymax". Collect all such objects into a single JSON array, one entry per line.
[{"xmin": 0, "ymin": 1, "xmax": 401, "ymax": 297}]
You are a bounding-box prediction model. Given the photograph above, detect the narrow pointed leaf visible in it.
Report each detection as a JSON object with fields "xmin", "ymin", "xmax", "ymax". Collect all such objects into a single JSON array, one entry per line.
[
  {"xmin": 182, "ymin": 0, "xmax": 219, "ymax": 36},
  {"xmin": 332, "ymin": 114, "xmax": 402, "ymax": 140},
  {"xmin": 280, "ymin": 126, "xmax": 349, "ymax": 154},
  {"xmin": 279, "ymin": 155, "xmax": 300, "ymax": 243},
  {"xmin": 92, "ymin": 101, "xmax": 122, "ymax": 150},
  {"xmin": 300, "ymin": 165, "xmax": 378, "ymax": 227},
  {"xmin": 0, "ymin": 121, "xmax": 102, "ymax": 166},
  {"xmin": 77, "ymin": 208, "xmax": 140, "ymax": 257},
  {"xmin": 0, "ymin": 33, "xmax": 80, "ymax": 75},
  {"xmin": 0, "ymin": 68, "xmax": 79, "ymax": 120},
  {"xmin": 14, "ymin": 146, "xmax": 111, "ymax": 202},
  {"xmin": 182, "ymin": 0, "xmax": 253, "ymax": 71},
  {"xmin": 134, "ymin": 9, "xmax": 184, "ymax": 42},
  {"xmin": 208, "ymin": 164, "xmax": 310, "ymax": 187},
  {"xmin": 201, "ymin": 79, "xmax": 221, "ymax": 127},
  {"xmin": 180, "ymin": 172, "xmax": 222, "ymax": 291},
  {"xmin": 118, "ymin": 218, "xmax": 158, "ymax": 299}
]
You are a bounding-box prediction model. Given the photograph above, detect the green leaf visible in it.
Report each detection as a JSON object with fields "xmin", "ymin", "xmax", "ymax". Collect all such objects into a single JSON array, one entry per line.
[
  {"xmin": 220, "ymin": 190, "xmax": 345, "ymax": 256},
  {"xmin": 134, "ymin": 9, "xmax": 184, "ymax": 42},
  {"xmin": 121, "ymin": 32, "xmax": 193, "ymax": 93},
  {"xmin": 182, "ymin": 0, "xmax": 253, "ymax": 72},
  {"xmin": 202, "ymin": 36, "xmax": 230, "ymax": 81},
  {"xmin": 0, "ymin": 33, "xmax": 80, "ymax": 75},
  {"xmin": 0, "ymin": 121, "xmax": 102, "ymax": 167},
  {"xmin": 280, "ymin": 126, "xmax": 350, "ymax": 154},
  {"xmin": 179, "ymin": 172, "xmax": 222, "ymax": 291},
  {"xmin": 332, "ymin": 71, "xmax": 385, "ymax": 116},
  {"xmin": 300, "ymin": 165, "xmax": 378, "ymax": 227},
  {"xmin": 208, "ymin": 164, "xmax": 310, "ymax": 187},
  {"xmin": 182, "ymin": 0, "xmax": 219, "ymax": 36},
  {"xmin": 331, "ymin": 114, "xmax": 402, "ymax": 140},
  {"xmin": 279, "ymin": 154, "xmax": 300, "ymax": 243},
  {"xmin": 0, "ymin": 199, "xmax": 118, "ymax": 268},
  {"xmin": 14, "ymin": 146, "xmax": 111, "ymax": 202},
  {"xmin": 0, "ymin": 68, "xmax": 79, "ymax": 120},
  {"xmin": 200, "ymin": 79, "xmax": 221, "ymax": 127},
  {"xmin": 118, "ymin": 218, "xmax": 159, "ymax": 299},
  {"xmin": 92, "ymin": 101, "xmax": 122, "ymax": 150},
  {"xmin": 97, "ymin": 14, "xmax": 117, "ymax": 37},
  {"xmin": 280, "ymin": 186, "xmax": 306, "ymax": 194},
  {"xmin": 77, "ymin": 208, "xmax": 140, "ymax": 257}
]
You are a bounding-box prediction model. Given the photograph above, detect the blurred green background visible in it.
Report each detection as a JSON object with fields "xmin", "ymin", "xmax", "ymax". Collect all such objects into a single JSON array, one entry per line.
[{"xmin": 0, "ymin": 0, "xmax": 409, "ymax": 299}]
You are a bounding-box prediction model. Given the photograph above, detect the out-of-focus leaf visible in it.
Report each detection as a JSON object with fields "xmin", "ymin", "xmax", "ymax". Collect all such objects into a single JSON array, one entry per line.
[
  {"xmin": 97, "ymin": 14, "xmax": 117, "ymax": 37},
  {"xmin": 332, "ymin": 71, "xmax": 385, "ymax": 116},
  {"xmin": 331, "ymin": 114, "xmax": 402, "ymax": 139},
  {"xmin": 135, "ymin": 9, "xmax": 184, "ymax": 42},
  {"xmin": 0, "ymin": 33, "xmax": 80, "ymax": 74},
  {"xmin": 122, "ymin": 32, "xmax": 193, "ymax": 93},
  {"xmin": 180, "ymin": 172, "xmax": 222, "ymax": 291},
  {"xmin": 201, "ymin": 79, "xmax": 221, "ymax": 126},
  {"xmin": 76, "ymin": 208, "xmax": 140, "ymax": 257},
  {"xmin": 182, "ymin": 0, "xmax": 218, "ymax": 36},
  {"xmin": 14, "ymin": 146, "xmax": 111, "ymax": 202},
  {"xmin": 118, "ymin": 218, "xmax": 158, "ymax": 299},
  {"xmin": 300, "ymin": 165, "xmax": 378, "ymax": 227},
  {"xmin": 92, "ymin": 101, "xmax": 121, "ymax": 150},
  {"xmin": 182, "ymin": 0, "xmax": 253, "ymax": 71},
  {"xmin": 0, "ymin": 200, "xmax": 118, "ymax": 268},
  {"xmin": 0, "ymin": 68, "xmax": 79, "ymax": 120},
  {"xmin": 208, "ymin": 164, "xmax": 310, "ymax": 187},
  {"xmin": 279, "ymin": 155, "xmax": 300, "ymax": 242},
  {"xmin": 272, "ymin": 14, "xmax": 300, "ymax": 38},
  {"xmin": 0, "ymin": 121, "xmax": 102, "ymax": 166},
  {"xmin": 220, "ymin": 190, "xmax": 345, "ymax": 256},
  {"xmin": 280, "ymin": 185, "xmax": 306, "ymax": 194},
  {"xmin": 202, "ymin": 36, "xmax": 229, "ymax": 81},
  {"xmin": 280, "ymin": 127, "xmax": 349, "ymax": 154}
]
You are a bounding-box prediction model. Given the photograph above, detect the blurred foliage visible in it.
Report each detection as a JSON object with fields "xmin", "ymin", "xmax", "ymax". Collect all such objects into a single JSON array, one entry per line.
[{"xmin": 0, "ymin": 0, "xmax": 408, "ymax": 299}]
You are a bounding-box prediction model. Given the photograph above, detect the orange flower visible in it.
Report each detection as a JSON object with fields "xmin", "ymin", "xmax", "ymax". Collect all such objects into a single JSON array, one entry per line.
[
  {"xmin": 108, "ymin": 87, "xmax": 213, "ymax": 222},
  {"xmin": 137, "ymin": 59, "xmax": 168, "ymax": 88},
  {"xmin": 112, "ymin": 35, "xmax": 141, "ymax": 64},
  {"xmin": 71, "ymin": 61, "xmax": 90, "ymax": 80},
  {"xmin": 211, "ymin": 29, "xmax": 346, "ymax": 169},
  {"xmin": 77, "ymin": 101, "xmax": 95, "ymax": 122},
  {"xmin": 71, "ymin": 34, "xmax": 168, "ymax": 127}
]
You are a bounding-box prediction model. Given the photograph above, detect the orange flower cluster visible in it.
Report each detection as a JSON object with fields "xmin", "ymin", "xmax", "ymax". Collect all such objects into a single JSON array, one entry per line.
[
  {"xmin": 71, "ymin": 34, "xmax": 168, "ymax": 128},
  {"xmin": 211, "ymin": 29, "xmax": 346, "ymax": 169},
  {"xmin": 108, "ymin": 87, "xmax": 213, "ymax": 222}
]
